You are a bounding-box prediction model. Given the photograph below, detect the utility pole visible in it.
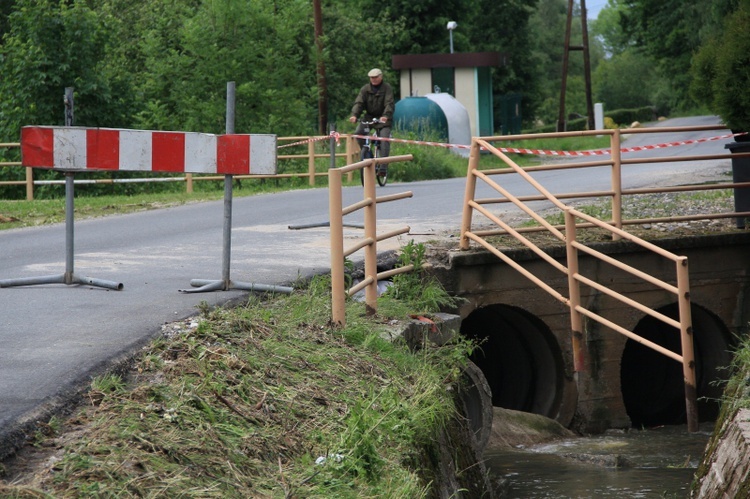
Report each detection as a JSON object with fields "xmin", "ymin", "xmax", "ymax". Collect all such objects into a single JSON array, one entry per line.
[
  {"xmin": 557, "ymin": 0, "xmax": 595, "ymax": 132},
  {"xmin": 313, "ymin": 0, "xmax": 328, "ymax": 135}
]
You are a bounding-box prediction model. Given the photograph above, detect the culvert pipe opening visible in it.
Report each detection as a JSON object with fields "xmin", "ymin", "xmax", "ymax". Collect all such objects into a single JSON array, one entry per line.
[
  {"xmin": 460, "ymin": 304, "xmax": 564, "ymax": 419},
  {"xmin": 620, "ymin": 303, "xmax": 733, "ymax": 427}
]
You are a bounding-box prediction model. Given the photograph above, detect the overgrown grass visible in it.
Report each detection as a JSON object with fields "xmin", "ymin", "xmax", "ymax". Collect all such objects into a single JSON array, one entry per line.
[
  {"xmin": 520, "ymin": 189, "xmax": 734, "ymax": 228},
  {"xmin": 500, "ymin": 135, "xmax": 612, "ymax": 156},
  {"xmin": 0, "ymin": 269, "xmax": 474, "ymax": 498},
  {"xmin": 710, "ymin": 334, "xmax": 750, "ymax": 416},
  {"xmin": 381, "ymin": 240, "xmax": 459, "ymax": 314}
]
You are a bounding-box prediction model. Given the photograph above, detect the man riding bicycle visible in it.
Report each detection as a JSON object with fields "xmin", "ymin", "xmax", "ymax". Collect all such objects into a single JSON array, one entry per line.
[{"xmin": 348, "ymin": 68, "xmax": 395, "ymax": 158}]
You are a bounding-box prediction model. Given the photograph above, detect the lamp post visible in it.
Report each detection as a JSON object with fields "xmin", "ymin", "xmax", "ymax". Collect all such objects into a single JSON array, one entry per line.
[{"xmin": 447, "ymin": 21, "xmax": 457, "ymax": 54}]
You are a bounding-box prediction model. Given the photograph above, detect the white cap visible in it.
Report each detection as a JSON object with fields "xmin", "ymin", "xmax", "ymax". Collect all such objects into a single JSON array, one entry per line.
[{"xmin": 368, "ymin": 68, "xmax": 383, "ymax": 77}]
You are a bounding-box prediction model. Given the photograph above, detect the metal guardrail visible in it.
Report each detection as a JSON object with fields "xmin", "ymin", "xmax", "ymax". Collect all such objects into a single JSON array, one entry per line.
[
  {"xmin": 329, "ymin": 154, "xmax": 414, "ymax": 326},
  {"xmin": 0, "ymin": 135, "xmax": 362, "ymax": 200},
  {"xmin": 458, "ymin": 125, "xmax": 749, "ymax": 432}
]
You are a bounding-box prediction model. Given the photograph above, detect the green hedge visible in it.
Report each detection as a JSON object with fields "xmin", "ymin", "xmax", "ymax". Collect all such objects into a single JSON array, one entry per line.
[
  {"xmin": 526, "ymin": 106, "xmax": 657, "ymax": 133},
  {"xmin": 606, "ymin": 106, "xmax": 658, "ymax": 128}
]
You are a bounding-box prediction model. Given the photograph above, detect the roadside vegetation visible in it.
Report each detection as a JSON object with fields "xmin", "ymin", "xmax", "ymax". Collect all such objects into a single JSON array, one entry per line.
[
  {"xmin": 0, "ymin": 245, "xmax": 477, "ymax": 498},
  {"xmin": 2, "ymin": 0, "xmax": 730, "ymax": 199}
]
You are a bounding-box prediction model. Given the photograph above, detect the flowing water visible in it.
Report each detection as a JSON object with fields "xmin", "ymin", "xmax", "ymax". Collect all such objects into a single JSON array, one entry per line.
[{"xmin": 485, "ymin": 423, "xmax": 713, "ymax": 498}]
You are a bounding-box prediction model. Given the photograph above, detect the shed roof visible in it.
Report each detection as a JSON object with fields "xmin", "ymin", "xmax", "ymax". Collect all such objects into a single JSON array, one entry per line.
[{"xmin": 392, "ymin": 52, "xmax": 507, "ymax": 70}]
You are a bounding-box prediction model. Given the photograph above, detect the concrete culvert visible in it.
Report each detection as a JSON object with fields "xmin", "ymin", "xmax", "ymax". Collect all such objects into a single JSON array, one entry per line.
[
  {"xmin": 620, "ymin": 303, "xmax": 733, "ymax": 427},
  {"xmin": 457, "ymin": 360, "xmax": 493, "ymax": 452},
  {"xmin": 460, "ymin": 304, "xmax": 565, "ymax": 419}
]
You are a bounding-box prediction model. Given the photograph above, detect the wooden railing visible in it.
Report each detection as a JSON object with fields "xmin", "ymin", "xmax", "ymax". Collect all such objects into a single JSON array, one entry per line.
[
  {"xmin": 329, "ymin": 154, "xmax": 414, "ymax": 326},
  {"xmin": 459, "ymin": 125, "xmax": 750, "ymax": 432}
]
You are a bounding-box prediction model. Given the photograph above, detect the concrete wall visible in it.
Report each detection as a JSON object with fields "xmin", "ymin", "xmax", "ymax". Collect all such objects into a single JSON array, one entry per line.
[
  {"xmin": 399, "ymin": 68, "xmax": 432, "ymax": 98},
  {"xmin": 430, "ymin": 232, "xmax": 750, "ymax": 433},
  {"xmin": 455, "ymin": 68, "xmax": 479, "ymax": 136}
]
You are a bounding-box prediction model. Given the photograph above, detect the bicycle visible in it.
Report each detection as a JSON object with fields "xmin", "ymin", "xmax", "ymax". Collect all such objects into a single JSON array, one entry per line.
[{"xmin": 358, "ymin": 118, "xmax": 388, "ymax": 187}]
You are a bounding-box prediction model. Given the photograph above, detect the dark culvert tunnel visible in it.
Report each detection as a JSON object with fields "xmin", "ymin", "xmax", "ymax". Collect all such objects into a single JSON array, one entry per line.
[
  {"xmin": 460, "ymin": 302, "xmax": 733, "ymax": 429},
  {"xmin": 460, "ymin": 304, "xmax": 565, "ymax": 419},
  {"xmin": 620, "ymin": 303, "xmax": 734, "ymax": 428}
]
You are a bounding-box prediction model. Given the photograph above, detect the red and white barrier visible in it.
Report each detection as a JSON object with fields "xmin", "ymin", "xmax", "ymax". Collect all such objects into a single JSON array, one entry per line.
[{"xmin": 21, "ymin": 126, "xmax": 277, "ymax": 175}]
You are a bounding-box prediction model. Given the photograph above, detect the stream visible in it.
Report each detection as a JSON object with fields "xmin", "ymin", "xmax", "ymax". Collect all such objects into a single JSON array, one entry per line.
[{"xmin": 485, "ymin": 423, "xmax": 713, "ymax": 498}]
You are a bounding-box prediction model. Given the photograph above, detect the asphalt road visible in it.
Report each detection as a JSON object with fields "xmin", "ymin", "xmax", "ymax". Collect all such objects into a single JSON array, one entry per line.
[{"xmin": 0, "ymin": 116, "xmax": 734, "ymax": 458}]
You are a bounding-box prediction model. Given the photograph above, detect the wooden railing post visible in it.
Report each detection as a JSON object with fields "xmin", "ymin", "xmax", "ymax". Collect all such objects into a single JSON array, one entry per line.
[
  {"xmin": 565, "ymin": 207, "xmax": 585, "ymax": 373},
  {"xmin": 610, "ymin": 128, "xmax": 622, "ymax": 240},
  {"xmin": 344, "ymin": 135, "xmax": 356, "ymax": 182},
  {"xmin": 363, "ymin": 159, "xmax": 378, "ymax": 316},
  {"xmin": 460, "ymin": 139, "xmax": 481, "ymax": 250},
  {"xmin": 329, "ymin": 167, "xmax": 346, "ymax": 326},
  {"xmin": 308, "ymin": 138, "xmax": 316, "ymax": 186},
  {"xmin": 26, "ymin": 166, "xmax": 34, "ymax": 200},
  {"xmin": 677, "ymin": 257, "xmax": 699, "ymax": 432}
]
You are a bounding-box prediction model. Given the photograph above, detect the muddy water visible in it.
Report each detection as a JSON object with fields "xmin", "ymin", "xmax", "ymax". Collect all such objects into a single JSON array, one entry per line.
[{"xmin": 485, "ymin": 423, "xmax": 713, "ymax": 498}]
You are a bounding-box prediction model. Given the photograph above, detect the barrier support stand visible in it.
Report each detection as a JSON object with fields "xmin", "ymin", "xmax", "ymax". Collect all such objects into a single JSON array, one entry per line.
[
  {"xmin": 180, "ymin": 81, "xmax": 292, "ymax": 295},
  {"xmin": 0, "ymin": 88, "xmax": 123, "ymax": 291},
  {"xmin": 0, "ymin": 172, "xmax": 124, "ymax": 290}
]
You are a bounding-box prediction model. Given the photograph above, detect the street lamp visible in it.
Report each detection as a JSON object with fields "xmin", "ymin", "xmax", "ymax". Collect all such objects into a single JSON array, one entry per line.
[{"xmin": 447, "ymin": 21, "xmax": 457, "ymax": 54}]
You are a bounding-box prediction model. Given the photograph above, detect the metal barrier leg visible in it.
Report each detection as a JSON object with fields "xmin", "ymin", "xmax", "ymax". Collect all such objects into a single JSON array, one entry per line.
[
  {"xmin": 0, "ymin": 173, "xmax": 124, "ymax": 291},
  {"xmin": 180, "ymin": 83, "xmax": 292, "ymax": 295},
  {"xmin": 179, "ymin": 81, "xmax": 293, "ymax": 293},
  {"xmin": 179, "ymin": 174, "xmax": 293, "ymax": 295}
]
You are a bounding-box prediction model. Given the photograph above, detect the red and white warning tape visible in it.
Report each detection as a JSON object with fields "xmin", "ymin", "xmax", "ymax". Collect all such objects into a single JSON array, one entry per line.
[
  {"xmin": 346, "ymin": 131, "xmax": 746, "ymax": 156},
  {"xmin": 277, "ymin": 133, "xmax": 339, "ymax": 149},
  {"xmin": 277, "ymin": 130, "xmax": 747, "ymax": 157}
]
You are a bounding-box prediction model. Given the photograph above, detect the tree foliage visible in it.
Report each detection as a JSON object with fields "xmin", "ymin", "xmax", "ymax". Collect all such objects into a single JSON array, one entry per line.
[
  {"xmin": 618, "ymin": 0, "xmax": 739, "ymax": 111},
  {"xmin": 0, "ymin": 0, "xmax": 128, "ymax": 134},
  {"xmin": 0, "ymin": 0, "xmax": 628, "ymax": 197},
  {"xmin": 691, "ymin": 0, "xmax": 750, "ymax": 131},
  {"xmin": 593, "ymin": 50, "xmax": 660, "ymax": 111}
]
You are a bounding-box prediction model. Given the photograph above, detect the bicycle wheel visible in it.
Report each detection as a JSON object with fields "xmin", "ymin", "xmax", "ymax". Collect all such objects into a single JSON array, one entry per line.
[
  {"xmin": 375, "ymin": 146, "xmax": 387, "ymax": 187},
  {"xmin": 360, "ymin": 148, "xmax": 372, "ymax": 186}
]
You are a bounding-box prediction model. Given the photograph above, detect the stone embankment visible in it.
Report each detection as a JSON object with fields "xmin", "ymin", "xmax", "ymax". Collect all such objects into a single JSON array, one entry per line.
[{"xmin": 691, "ymin": 408, "xmax": 750, "ymax": 497}]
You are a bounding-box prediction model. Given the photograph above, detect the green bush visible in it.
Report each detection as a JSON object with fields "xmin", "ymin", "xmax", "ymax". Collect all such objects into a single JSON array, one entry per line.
[
  {"xmin": 387, "ymin": 127, "xmax": 468, "ymax": 182},
  {"xmin": 527, "ymin": 106, "xmax": 657, "ymax": 133},
  {"xmin": 606, "ymin": 106, "xmax": 658, "ymax": 126},
  {"xmin": 530, "ymin": 118, "xmax": 587, "ymax": 134}
]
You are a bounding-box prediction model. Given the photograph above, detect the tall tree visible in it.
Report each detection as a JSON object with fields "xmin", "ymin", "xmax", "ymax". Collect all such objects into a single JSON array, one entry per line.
[
  {"xmin": 0, "ymin": 0, "xmax": 16, "ymax": 40},
  {"xmin": 619, "ymin": 0, "xmax": 739, "ymax": 110},
  {"xmin": 466, "ymin": 0, "xmax": 540, "ymax": 129},
  {"xmin": 360, "ymin": 0, "xmax": 468, "ymax": 55},
  {"xmin": 590, "ymin": 0, "xmax": 632, "ymax": 57},
  {"xmin": 320, "ymin": 1, "xmax": 405, "ymax": 129},
  {"xmin": 0, "ymin": 0, "xmax": 129, "ymax": 137},
  {"xmin": 593, "ymin": 50, "xmax": 661, "ymax": 110},
  {"xmin": 356, "ymin": 0, "xmax": 544, "ymax": 128}
]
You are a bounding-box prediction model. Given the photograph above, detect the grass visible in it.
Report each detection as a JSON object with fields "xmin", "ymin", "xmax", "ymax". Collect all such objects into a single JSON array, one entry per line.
[
  {"xmin": 0, "ymin": 273, "xmax": 475, "ymax": 498},
  {"xmin": 517, "ymin": 189, "xmax": 734, "ymax": 228}
]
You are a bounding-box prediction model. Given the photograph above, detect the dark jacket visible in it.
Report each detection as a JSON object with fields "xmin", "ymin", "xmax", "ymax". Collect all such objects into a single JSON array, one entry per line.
[{"xmin": 351, "ymin": 82, "xmax": 395, "ymax": 125}]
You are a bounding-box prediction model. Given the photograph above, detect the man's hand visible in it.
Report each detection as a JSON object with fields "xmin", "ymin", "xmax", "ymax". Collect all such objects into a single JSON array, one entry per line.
[
  {"xmin": 349, "ymin": 116, "xmax": 357, "ymax": 124},
  {"xmin": 379, "ymin": 116, "xmax": 387, "ymax": 123}
]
